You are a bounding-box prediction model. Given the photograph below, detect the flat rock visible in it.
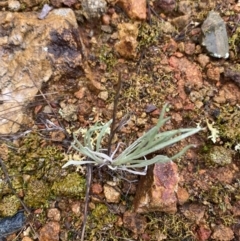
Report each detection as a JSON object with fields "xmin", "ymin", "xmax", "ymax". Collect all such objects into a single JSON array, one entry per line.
[
  {"xmin": 0, "ymin": 9, "xmax": 82, "ymax": 134},
  {"xmin": 201, "ymin": 11, "xmax": 229, "ymax": 59},
  {"xmin": 134, "ymin": 161, "xmax": 179, "ymax": 214}
]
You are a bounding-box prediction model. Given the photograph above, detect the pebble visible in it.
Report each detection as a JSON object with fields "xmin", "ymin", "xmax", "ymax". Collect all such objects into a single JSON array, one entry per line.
[
  {"xmin": 103, "ymin": 184, "xmax": 121, "ymax": 203},
  {"xmin": 8, "ymin": 0, "xmax": 20, "ymax": 11}
]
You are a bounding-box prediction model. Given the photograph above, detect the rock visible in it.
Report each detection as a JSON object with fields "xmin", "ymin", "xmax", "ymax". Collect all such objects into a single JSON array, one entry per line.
[
  {"xmin": 123, "ymin": 211, "xmax": 147, "ymax": 235},
  {"xmin": 0, "ymin": 9, "xmax": 82, "ymax": 134},
  {"xmin": 197, "ymin": 54, "xmax": 210, "ymax": 68},
  {"xmin": 134, "ymin": 161, "xmax": 179, "ymax": 214},
  {"xmin": 59, "ymin": 103, "xmax": 78, "ymax": 122},
  {"xmin": 116, "ymin": 0, "xmax": 147, "ymax": 20},
  {"xmin": 184, "ymin": 42, "xmax": 195, "ymax": 55},
  {"xmin": 211, "ymin": 224, "xmax": 234, "ymax": 241},
  {"xmin": 168, "ymin": 56, "xmax": 203, "ymax": 89},
  {"xmin": 206, "ymin": 65, "xmax": 222, "ymax": 82},
  {"xmin": 81, "ymin": 0, "xmax": 107, "ymax": 19},
  {"xmin": 39, "ymin": 221, "xmax": 60, "ymax": 241},
  {"xmin": 8, "ymin": 0, "xmax": 21, "ymax": 11},
  {"xmin": 114, "ymin": 22, "xmax": 139, "ymax": 59},
  {"xmin": 196, "ymin": 224, "xmax": 212, "ymax": 241},
  {"xmin": 224, "ymin": 67, "xmax": 240, "ymax": 87},
  {"xmin": 176, "ymin": 187, "xmax": 189, "ymax": 205},
  {"xmin": 209, "ymin": 146, "xmax": 233, "ymax": 166},
  {"xmin": 103, "ymin": 183, "xmax": 121, "ymax": 203},
  {"xmin": 91, "ymin": 183, "xmax": 103, "ymax": 194},
  {"xmin": 47, "ymin": 208, "xmax": 61, "ymax": 222},
  {"xmin": 201, "ymin": 11, "xmax": 229, "ymax": 59},
  {"xmin": 180, "ymin": 203, "xmax": 205, "ymax": 224}
]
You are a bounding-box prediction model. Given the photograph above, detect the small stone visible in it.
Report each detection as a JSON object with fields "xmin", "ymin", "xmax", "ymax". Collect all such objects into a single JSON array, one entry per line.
[
  {"xmin": 117, "ymin": 0, "xmax": 146, "ymax": 20},
  {"xmin": 114, "ymin": 22, "xmax": 139, "ymax": 59},
  {"xmin": 104, "ymin": 184, "xmax": 121, "ymax": 203},
  {"xmin": 197, "ymin": 54, "xmax": 210, "ymax": 68},
  {"xmin": 211, "ymin": 225, "xmax": 234, "ymax": 241},
  {"xmin": 181, "ymin": 203, "xmax": 205, "ymax": 224},
  {"xmin": 201, "ymin": 11, "xmax": 229, "ymax": 59},
  {"xmin": 39, "ymin": 221, "xmax": 60, "ymax": 241},
  {"xmin": 177, "ymin": 187, "xmax": 189, "ymax": 205},
  {"xmin": 209, "ymin": 146, "xmax": 233, "ymax": 166},
  {"xmin": 47, "ymin": 208, "xmax": 61, "ymax": 222},
  {"xmin": 98, "ymin": 91, "xmax": 108, "ymax": 100},
  {"xmin": 8, "ymin": 0, "xmax": 21, "ymax": 11},
  {"xmin": 91, "ymin": 183, "xmax": 103, "ymax": 194},
  {"xmin": 81, "ymin": 0, "xmax": 107, "ymax": 19},
  {"xmin": 206, "ymin": 65, "xmax": 223, "ymax": 82},
  {"xmin": 224, "ymin": 67, "xmax": 240, "ymax": 88},
  {"xmin": 196, "ymin": 224, "xmax": 212, "ymax": 241},
  {"xmin": 184, "ymin": 42, "xmax": 195, "ymax": 55},
  {"xmin": 102, "ymin": 14, "xmax": 111, "ymax": 25},
  {"xmin": 134, "ymin": 161, "xmax": 179, "ymax": 213},
  {"xmin": 71, "ymin": 202, "xmax": 81, "ymax": 214}
]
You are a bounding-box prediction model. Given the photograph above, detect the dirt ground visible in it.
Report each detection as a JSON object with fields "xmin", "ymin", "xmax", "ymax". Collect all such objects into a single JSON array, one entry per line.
[{"xmin": 1, "ymin": 0, "xmax": 240, "ymax": 240}]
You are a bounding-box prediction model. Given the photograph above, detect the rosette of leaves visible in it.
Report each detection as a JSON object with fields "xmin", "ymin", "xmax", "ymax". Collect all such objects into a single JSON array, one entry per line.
[{"xmin": 63, "ymin": 104, "xmax": 202, "ymax": 175}]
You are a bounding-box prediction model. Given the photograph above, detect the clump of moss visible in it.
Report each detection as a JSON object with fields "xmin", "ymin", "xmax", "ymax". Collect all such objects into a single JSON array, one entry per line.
[
  {"xmin": 24, "ymin": 178, "xmax": 51, "ymax": 208},
  {"xmin": 99, "ymin": 45, "xmax": 117, "ymax": 71},
  {"xmin": 145, "ymin": 212, "xmax": 194, "ymax": 240},
  {"xmin": 0, "ymin": 195, "xmax": 21, "ymax": 217},
  {"xmin": 229, "ymin": 26, "xmax": 240, "ymax": 57},
  {"xmin": 51, "ymin": 172, "xmax": 86, "ymax": 198},
  {"xmin": 215, "ymin": 105, "xmax": 240, "ymax": 145},
  {"xmin": 137, "ymin": 16, "xmax": 163, "ymax": 50},
  {"xmin": 87, "ymin": 203, "xmax": 117, "ymax": 239}
]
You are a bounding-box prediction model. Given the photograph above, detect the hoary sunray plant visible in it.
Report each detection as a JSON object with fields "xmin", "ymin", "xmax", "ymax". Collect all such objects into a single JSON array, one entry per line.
[{"xmin": 63, "ymin": 104, "xmax": 202, "ymax": 175}]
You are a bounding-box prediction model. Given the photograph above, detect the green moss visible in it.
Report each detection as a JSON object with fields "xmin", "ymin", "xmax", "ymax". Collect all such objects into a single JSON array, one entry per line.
[
  {"xmin": 229, "ymin": 26, "xmax": 240, "ymax": 57},
  {"xmin": 24, "ymin": 178, "xmax": 51, "ymax": 208},
  {"xmin": 52, "ymin": 172, "xmax": 86, "ymax": 198},
  {"xmin": 99, "ymin": 45, "xmax": 117, "ymax": 71},
  {"xmin": 137, "ymin": 16, "xmax": 163, "ymax": 50},
  {"xmin": 0, "ymin": 195, "xmax": 21, "ymax": 217},
  {"xmin": 215, "ymin": 105, "xmax": 240, "ymax": 145},
  {"xmin": 87, "ymin": 203, "xmax": 117, "ymax": 239},
  {"xmin": 145, "ymin": 212, "xmax": 194, "ymax": 240}
]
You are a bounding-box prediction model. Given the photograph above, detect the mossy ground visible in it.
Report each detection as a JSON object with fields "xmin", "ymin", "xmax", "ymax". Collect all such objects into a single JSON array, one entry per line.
[{"xmin": 1, "ymin": 0, "xmax": 240, "ymax": 240}]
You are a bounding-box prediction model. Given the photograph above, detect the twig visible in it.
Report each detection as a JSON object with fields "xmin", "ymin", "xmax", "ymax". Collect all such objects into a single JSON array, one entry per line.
[
  {"xmin": 80, "ymin": 164, "xmax": 92, "ymax": 241},
  {"xmin": 107, "ymin": 73, "xmax": 122, "ymax": 155}
]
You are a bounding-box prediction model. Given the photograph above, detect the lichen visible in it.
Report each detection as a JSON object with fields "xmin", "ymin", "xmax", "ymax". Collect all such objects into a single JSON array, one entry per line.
[{"xmin": 208, "ymin": 146, "xmax": 233, "ymax": 166}]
